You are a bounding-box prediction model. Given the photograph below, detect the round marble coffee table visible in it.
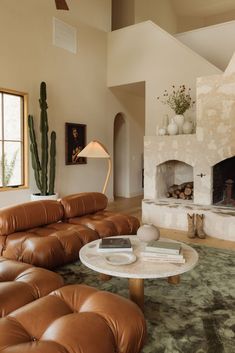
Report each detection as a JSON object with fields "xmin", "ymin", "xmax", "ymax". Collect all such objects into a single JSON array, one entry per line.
[{"xmin": 79, "ymin": 236, "xmax": 198, "ymax": 310}]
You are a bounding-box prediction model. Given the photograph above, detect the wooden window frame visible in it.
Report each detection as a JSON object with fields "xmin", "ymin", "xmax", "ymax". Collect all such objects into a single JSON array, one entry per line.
[{"xmin": 0, "ymin": 88, "xmax": 28, "ymax": 191}]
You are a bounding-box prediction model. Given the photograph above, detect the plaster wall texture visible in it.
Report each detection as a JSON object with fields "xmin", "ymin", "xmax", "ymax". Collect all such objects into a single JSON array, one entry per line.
[
  {"xmin": 176, "ymin": 21, "xmax": 235, "ymax": 71},
  {"xmin": 107, "ymin": 21, "xmax": 221, "ymax": 137},
  {"xmin": 108, "ymin": 86, "xmax": 145, "ymax": 198},
  {"xmin": 0, "ymin": 0, "xmax": 112, "ymax": 207}
]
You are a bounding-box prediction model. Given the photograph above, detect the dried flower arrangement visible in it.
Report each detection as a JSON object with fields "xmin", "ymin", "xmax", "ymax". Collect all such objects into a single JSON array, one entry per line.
[{"xmin": 157, "ymin": 85, "xmax": 195, "ymax": 115}]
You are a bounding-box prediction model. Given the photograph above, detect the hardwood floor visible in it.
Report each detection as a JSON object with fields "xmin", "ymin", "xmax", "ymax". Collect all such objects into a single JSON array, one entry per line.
[{"xmin": 107, "ymin": 196, "xmax": 235, "ymax": 251}]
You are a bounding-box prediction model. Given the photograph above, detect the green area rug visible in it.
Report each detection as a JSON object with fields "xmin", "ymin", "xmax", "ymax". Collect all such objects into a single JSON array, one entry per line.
[{"xmin": 56, "ymin": 244, "xmax": 235, "ymax": 353}]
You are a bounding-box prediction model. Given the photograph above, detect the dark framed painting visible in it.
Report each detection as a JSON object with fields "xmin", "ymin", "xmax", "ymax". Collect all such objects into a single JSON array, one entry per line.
[{"xmin": 65, "ymin": 123, "xmax": 87, "ymax": 165}]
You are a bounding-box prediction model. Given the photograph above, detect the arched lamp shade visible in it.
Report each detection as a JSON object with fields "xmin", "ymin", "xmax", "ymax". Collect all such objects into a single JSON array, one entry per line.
[{"xmin": 77, "ymin": 140, "xmax": 111, "ymax": 194}]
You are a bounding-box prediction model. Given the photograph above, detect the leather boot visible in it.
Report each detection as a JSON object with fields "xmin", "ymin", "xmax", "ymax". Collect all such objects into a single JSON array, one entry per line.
[
  {"xmin": 187, "ymin": 214, "xmax": 196, "ymax": 238},
  {"xmin": 196, "ymin": 214, "xmax": 207, "ymax": 239}
]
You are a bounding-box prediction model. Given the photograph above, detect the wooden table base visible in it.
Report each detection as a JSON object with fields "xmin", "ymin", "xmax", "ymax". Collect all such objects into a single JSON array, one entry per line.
[
  {"xmin": 129, "ymin": 278, "xmax": 144, "ymax": 311},
  {"xmin": 167, "ymin": 275, "xmax": 180, "ymax": 284},
  {"xmin": 99, "ymin": 273, "xmax": 112, "ymax": 281}
]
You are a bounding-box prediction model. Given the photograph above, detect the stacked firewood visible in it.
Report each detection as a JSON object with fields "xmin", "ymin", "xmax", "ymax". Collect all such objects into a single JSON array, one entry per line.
[{"xmin": 166, "ymin": 182, "xmax": 193, "ymax": 200}]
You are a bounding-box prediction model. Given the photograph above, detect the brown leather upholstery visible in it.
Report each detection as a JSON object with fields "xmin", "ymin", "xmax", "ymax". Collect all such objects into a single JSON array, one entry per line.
[
  {"xmin": 0, "ymin": 284, "xmax": 146, "ymax": 353},
  {"xmin": 61, "ymin": 192, "xmax": 108, "ymax": 218},
  {"xmin": 0, "ymin": 193, "xmax": 140, "ymax": 268},
  {"xmin": 0, "ymin": 257, "xmax": 64, "ymax": 317},
  {"xmin": 1, "ymin": 222, "xmax": 99, "ymax": 268},
  {"xmin": 0, "ymin": 200, "xmax": 64, "ymax": 236},
  {"xmin": 61, "ymin": 192, "xmax": 140, "ymax": 237},
  {"xmin": 68, "ymin": 210, "xmax": 140, "ymax": 237}
]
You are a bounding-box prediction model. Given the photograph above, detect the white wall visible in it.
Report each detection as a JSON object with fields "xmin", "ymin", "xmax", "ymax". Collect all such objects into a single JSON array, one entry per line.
[
  {"xmin": 108, "ymin": 85, "xmax": 145, "ymax": 198},
  {"xmin": 114, "ymin": 113, "xmax": 128, "ymax": 197},
  {"xmin": 177, "ymin": 10, "xmax": 235, "ymax": 33},
  {"xmin": 108, "ymin": 21, "xmax": 221, "ymax": 137},
  {"xmin": 176, "ymin": 21, "xmax": 235, "ymax": 71},
  {"xmin": 0, "ymin": 0, "xmax": 112, "ymax": 207}
]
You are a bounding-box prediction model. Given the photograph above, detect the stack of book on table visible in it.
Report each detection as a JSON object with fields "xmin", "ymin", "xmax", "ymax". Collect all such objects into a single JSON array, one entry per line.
[
  {"xmin": 98, "ymin": 237, "xmax": 133, "ymax": 252},
  {"xmin": 140, "ymin": 240, "xmax": 185, "ymax": 264}
]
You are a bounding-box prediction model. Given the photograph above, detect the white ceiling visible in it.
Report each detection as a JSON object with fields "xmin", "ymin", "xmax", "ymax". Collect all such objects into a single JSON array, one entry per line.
[{"xmin": 171, "ymin": 0, "xmax": 235, "ymax": 17}]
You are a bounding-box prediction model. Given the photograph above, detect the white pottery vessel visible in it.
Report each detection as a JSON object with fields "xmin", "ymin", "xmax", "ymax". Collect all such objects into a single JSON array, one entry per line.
[
  {"xmin": 183, "ymin": 120, "xmax": 193, "ymax": 134},
  {"xmin": 30, "ymin": 193, "xmax": 59, "ymax": 201},
  {"xmin": 167, "ymin": 118, "xmax": 178, "ymax": 135},
  {"xmin": 137, "ymin": 224, "xmax": 160, "ymax": 242},
  {"xmin": 173, "ymin": 114, "xmax": 185, "ymax": 134},
  {"xmin": 158, "ymin": 127, "xmax": 166, "ymax": 136}
]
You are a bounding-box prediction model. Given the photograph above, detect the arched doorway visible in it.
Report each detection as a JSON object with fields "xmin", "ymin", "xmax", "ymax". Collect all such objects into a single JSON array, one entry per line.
[{"xmin": 113, "ymin": 113, "xmax": 128, "ymax": 197}]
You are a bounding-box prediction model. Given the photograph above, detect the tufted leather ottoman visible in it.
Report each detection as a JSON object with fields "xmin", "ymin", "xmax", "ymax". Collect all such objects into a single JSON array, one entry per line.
[
  {"xmin": 0, "ymin": 284, "xmax": 146, "ymax": 353},
  {"xmin": 0, "ymin": 257, "xmax": 64, "ymax": 317}
]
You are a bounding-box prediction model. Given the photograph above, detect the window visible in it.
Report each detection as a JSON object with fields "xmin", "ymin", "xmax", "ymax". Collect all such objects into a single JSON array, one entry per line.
[{"xmin": 0, "ymin": 88, "xmax": 28, "ymax": 190}]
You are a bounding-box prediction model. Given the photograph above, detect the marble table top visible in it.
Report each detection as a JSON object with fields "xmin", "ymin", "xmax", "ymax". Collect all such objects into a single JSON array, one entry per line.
[{"xmin": 79, "ymin": 236, "xmax": 199, "ymax": 279}]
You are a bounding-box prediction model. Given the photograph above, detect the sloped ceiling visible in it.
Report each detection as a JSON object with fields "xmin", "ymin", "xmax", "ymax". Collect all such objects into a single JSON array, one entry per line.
[{"xmin": 171, "ymin": 0, "xmax": 235, "ymax": 17}]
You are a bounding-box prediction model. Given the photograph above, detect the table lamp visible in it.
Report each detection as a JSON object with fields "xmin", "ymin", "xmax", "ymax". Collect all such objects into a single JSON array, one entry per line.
[{"xmin": 77, "ymin": 140, "xmax": 111, "ymax": 194}]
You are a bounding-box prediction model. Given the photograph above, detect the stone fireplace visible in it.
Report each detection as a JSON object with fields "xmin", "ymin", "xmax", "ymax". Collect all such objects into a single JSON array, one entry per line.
[{"xmin": 143, "ymin": 66, "xmax": 235, "ymax": 241}]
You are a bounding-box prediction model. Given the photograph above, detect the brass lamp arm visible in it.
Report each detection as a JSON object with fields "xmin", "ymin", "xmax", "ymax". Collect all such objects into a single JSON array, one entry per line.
[{"xmin": 102, "ymin": 157, "xmax": 111, "ymax": 194}]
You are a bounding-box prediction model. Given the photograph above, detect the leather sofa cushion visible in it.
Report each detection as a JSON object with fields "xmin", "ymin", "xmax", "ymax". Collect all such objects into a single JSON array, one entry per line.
[
  {"xmin": 0, "ymin": 200, "xmax": 64, "ymax": 236},
  {"xmin": 61, "ymin": 192, "xmax": 108, "ymax": 219},
  {"xmin": 68, "ymin": 210, "xmax": 140, "ymax": 237},
  {"xmin": 0, "ymin": 257, "xmax": 64, "ymax": 317},
  {"xmin": 0, "ymin": 223, "xmax": 99, "ymax": 268},
  {"xmin": 0, "ymin": 284, "xmax": 146, "ymax": 353}
]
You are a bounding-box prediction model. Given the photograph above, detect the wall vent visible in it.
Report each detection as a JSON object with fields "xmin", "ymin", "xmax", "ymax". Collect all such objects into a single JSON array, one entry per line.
[{"xmin": 53, "ymin": 17, "xmax": 77, "ymax": 54}]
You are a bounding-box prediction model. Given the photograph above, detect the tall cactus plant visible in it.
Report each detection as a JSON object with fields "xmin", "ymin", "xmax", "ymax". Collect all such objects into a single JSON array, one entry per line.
[{"xmin": 28, "ymin": 82, "xmax": 56, "ymax": 195}]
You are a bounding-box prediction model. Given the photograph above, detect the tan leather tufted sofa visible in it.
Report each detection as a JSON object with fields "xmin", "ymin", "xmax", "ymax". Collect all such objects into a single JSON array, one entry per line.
[
  {"xmin": 0, "ymin": 192, "xmax": 140, "ymax": 268},
  {"xmin": 0, "ymin": 257, "xmax": 64, "ymax": 317},
  {"xmin": 0, "ymin": 284, "xmax": 146, "ymax": 353},
  {"xmin": 61, "ymin": 192, "xmax": 140, "ymax": 237}
]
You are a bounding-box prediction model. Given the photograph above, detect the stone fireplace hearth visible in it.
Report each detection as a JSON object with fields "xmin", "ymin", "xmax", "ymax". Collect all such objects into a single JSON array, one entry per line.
[{"xmin": 143, "ymin": 64, "xmax": 235, "ymax": 241}]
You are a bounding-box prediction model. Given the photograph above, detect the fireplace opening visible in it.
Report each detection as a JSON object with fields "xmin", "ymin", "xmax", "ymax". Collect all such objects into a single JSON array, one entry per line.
[
  {"xmin": 213, "ymin": 156, "xmax": 235, "ymax": 207},
  {"xmin": 156, "ymin": 160, "xmax": 193, "ymax": 200}
]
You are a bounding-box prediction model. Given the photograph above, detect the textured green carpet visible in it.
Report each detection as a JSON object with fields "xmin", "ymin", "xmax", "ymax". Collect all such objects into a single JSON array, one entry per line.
[{"xmin": 56, "ymin": 244, "xmax": 235, "ymax": 353}]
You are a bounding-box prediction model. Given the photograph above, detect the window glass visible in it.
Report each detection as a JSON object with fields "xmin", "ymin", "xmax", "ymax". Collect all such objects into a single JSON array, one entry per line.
[
  {"xmin": 0, "ymin": 93, "xmax": 2, "ymax": 140},
  {"xmin": 0, "ymin": 146, "xmax": 2, "ymax": 187},
  {"xmin": 0, "ymin": 88, "xmax": 27, "ymax": 190},
  {"xmin": 3, "ymin": 141, "xmax": 22, "ymax": 186},
  {"xmin": 4, "ymin": 94, "xmax": 22, "ymax": 141}
]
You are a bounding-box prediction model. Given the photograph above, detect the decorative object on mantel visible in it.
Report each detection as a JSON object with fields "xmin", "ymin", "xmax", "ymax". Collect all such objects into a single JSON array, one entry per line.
[
  {"xmin": 157, "ymin": 114, "xmax": 168, "ymax": 136},
  {"xmin": 157, "ymin": 85, "xmax": 195, "ymax": 135},
  {"xmin": 137, "ymin": 224, "xmax": 160, "ymax": 242},
  {"xmin": 167, "ymin": 118, "xmax": 178, "ymax": 135},
  {"xmin": 158, "ymin": 127, "xmax": 167, "ymax": 136},
  {"xmin": 182, "ymin": 118, "xmax": 194, "ymax": 134},
  {"xmin": 173, "ymin": 114, "xmax": 184, "ymax": 134}
]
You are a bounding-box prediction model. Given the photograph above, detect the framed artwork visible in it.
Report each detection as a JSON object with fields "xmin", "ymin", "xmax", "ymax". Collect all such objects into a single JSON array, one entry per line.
[{"xmin": 65, "ymin": 123, "xmax": 87, "ymax": 165}]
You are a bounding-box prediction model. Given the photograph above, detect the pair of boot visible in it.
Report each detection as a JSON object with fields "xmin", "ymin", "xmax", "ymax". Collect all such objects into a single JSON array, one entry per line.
[{"xmin": 187, "ymin": 214, "xmax": 207, "ymax": 239}]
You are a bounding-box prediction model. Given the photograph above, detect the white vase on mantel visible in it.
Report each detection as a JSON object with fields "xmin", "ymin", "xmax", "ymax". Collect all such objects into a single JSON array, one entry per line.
[
  {"xmin": 182, "ymin": 120, "xmax": 194, "ymax": 134},
  {"xmin": 167, "ymin": 118, "xmax": 178, "ymax": 135},
  {"xmin": 173, "ymin": 114, "xmax": 185, "ymax": 134}
]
